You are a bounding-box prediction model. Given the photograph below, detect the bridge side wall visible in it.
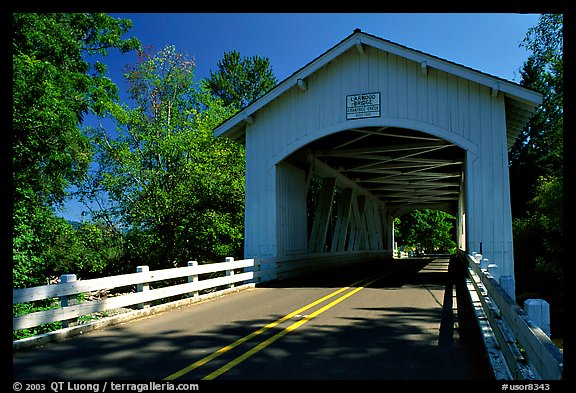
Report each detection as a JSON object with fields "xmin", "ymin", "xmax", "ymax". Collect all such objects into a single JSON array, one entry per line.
[
  {"xmin": 463, "ymin": 93, "xmax": 515, "ymax": 279},
  {"xmin": 276, "ymin": 162, "xmax": 308, "ymax": 256},
  {"xmin": 243, "ymin": 44, "xmax": 515, "ymax": 281}
]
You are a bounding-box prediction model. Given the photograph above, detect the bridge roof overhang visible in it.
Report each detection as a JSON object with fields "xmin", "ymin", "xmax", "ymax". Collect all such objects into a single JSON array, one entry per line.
[{"xmin": 213, "ymin": 29, "xmax": 543, "ymax": 148}]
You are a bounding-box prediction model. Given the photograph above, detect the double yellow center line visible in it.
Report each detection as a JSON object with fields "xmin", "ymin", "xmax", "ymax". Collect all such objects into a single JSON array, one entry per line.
[{"xmin": 164, "ymin": 262, "xmax": 412, "ymax": 380}]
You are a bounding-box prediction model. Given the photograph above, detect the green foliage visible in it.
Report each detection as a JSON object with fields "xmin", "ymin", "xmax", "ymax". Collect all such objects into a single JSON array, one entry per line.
[
  {"xmin": 83, "ymin": 46, "xmax": 245, "ymax": 270},
  {"xmin": 13, "ymin": 299, "xmax": 62, "ymax": 340},
  {"xmin": 49, "ymin": 221, "xmax": 125, "ymax": 279},
  {"xmin": 12, "ymin": 13, "xmax": 140, "ymax": 288},
  {"xmin": 203, "ymin": 50, "xmax": 277, "ymax": 110},
  {"xmin": 510, "ymin": 14, "xmax": 563, "ymax": 217},
  {"xmin": 13, "ymin": 189, "xmax": 124, "ymax": 288},
  {"xmin": 509, "ymin": 16, "xmax": 563, "ymax": 337},
  {"xmin": 13, "ymin": 13, "xmax": 140, "ymax": 206},
  {"xmin": 12, "ymin": 14, "xmax": 278, "ymax": 291},
  {"xmin": 509, "ymin": 15, "xmax": 563, "ymax": 298},
  {"xmin": 513, "ymin": 175, "xmax": 563, "ymax": 290},
  {"xmin": 394, "ymin": 209, "xmax": 456, "ymax": 254},
  {"xmin": 13, "ymin": 189, "xmax": 56, "ymax": 288}
]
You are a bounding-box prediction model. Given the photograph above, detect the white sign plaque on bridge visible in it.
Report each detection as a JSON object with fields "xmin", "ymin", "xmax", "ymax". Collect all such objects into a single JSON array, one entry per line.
[{"xmin": 346, "ymin": 92, "xmax": 381, "ymax": 120}]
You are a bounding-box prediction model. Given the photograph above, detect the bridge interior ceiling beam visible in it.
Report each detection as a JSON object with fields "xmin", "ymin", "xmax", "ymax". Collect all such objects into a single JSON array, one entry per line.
[{"xmin": 285, "ymin": 126, "xmax": 465, "ymax": 216}]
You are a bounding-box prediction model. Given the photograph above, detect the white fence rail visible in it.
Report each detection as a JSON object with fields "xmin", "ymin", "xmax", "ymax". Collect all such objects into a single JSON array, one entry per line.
[
  {"xmin": 458, "ymin": 250, "xmax": 563, "ymax": 380},
  {"xmin": 13, "ymin": 258, "xmax": 255, "ymax": 332}
]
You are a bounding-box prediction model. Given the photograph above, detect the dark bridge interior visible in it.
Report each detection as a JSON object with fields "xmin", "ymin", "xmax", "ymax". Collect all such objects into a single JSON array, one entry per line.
[{"xmin": 284, "ymin": 126, "xmax": 465, "ymax": 216}]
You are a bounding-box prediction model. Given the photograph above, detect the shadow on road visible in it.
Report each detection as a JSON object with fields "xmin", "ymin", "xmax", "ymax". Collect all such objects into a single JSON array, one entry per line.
[{"xmin": 13, "ymin": 257, "xmax": 493, "ymax": 380}]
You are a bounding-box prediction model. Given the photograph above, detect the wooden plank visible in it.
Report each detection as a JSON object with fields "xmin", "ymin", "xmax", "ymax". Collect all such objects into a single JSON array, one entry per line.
[
  {"xmin": 363, "ymin": 199, "xmax": 375, "ymax": 250},
  {"xmin": 331, "ymin": 188, "xmax": 354, "ymax": 252},
  {"xmin": 276, "ymin": 162, "xmax": 308, "ymax": 255},
  {"xmin": 397, "ymin": 56, "xmax": 408, "ymax": 119},
  {"xmin": 387, "ymin": 53, "xmax": 398, "ymax": 118},
  {"xmin": 346, "ymin": 200, "xmax": 357, "ymax": 252},
  {"xmin": 374, "ymin": 203, "xmax": 385, "ymax": 250},
  {"xmin": 365, "ymin": 200, "xmax": 382, "ymax": 250},
  {"xmin": 358, "ymin": 196, "xmax": 369, "ymax": 250},
  {"xmin": 348, "ymin": 194, "xmax": 362, "ymax": 251},
  {"xmin": 352, "ymin": 195, "xmax": 368, "ymax": 251},
  {"xmin": 13, "ymin": 259, "xmax": 254, "ymax": 305},
  {"xmin": 308, "ymin": 177, "xmax": 337, "ymax": 253}
]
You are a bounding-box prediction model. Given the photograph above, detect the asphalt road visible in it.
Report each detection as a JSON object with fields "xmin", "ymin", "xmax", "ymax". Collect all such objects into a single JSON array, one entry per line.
[{"xmin": 13, "ymin": 257, "xmax": 492, "ymax": 381}]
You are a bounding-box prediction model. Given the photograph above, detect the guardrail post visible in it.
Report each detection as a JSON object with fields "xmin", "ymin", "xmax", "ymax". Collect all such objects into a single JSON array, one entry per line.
[
  {"xmin": 60, "ymin": 274, "xmax": 77, "ymax": 328},
  {"xmin": 524, "ymin": 299, "xmax": 551, "ymax": 337},
  {"xmin": 136, "ymin": 266, "xmax": 150, "ymax": 309},
  {"xmin": 225, "ymin": 257, "xmax": 235, "ymax": 288},
  {"xmin": 187, "ymin": 261, "xmax": 199, "ymax": 298},
  {"xmin": 500, "ymin": 275, "xmax": 515, "ymax": 300},
  {"xmin": 487, "ymin": 262, "xmax": 499, "ymax": 280}
]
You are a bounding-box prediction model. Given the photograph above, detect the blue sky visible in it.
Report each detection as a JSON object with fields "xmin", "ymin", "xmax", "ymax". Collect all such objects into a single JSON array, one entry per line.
[
  {"xmin": 107, "ymin": 13, "xmax": 540, "ymax": 84},
  {"xmin": 59, "ymin": 12, "xmax": 542, "ymax": 222}
]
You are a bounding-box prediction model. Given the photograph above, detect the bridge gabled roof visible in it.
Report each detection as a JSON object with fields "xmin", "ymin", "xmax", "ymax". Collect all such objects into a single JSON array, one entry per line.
[{"xmin": 213, "ymin": 28, "xmax": 542, "ymax": 147}]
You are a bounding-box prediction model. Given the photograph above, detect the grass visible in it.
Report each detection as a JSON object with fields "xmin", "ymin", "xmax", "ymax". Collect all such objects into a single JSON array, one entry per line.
[{"xmin": 13, "ymin": 298, "xmax": 62, "ymax": 340}]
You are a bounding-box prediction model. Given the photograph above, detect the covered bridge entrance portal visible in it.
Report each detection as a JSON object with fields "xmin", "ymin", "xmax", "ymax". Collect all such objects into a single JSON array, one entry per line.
[{"xmin": 214, "ymin": 29, "xmax": 542, "ymax": 297}]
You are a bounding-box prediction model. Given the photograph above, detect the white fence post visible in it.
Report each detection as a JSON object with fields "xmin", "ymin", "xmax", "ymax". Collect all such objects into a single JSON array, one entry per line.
[
  {"xmin": 500, "ymin": 275, "xmax": 515, "ymax": 300},
  {"xmin": 188, "ymin": 261, "xmax": 199, "ymax": 297},
  {"xmin": 524, "ymin": 299, "xmax": 551, "ymax": 337},
  {"xmin": 487, "ymin": 262, "xmax": 500, "ymax": 280},
  {"xmin": 473, "ymin": 252, "xmax": 482, "ymax": 263},
  {"xmin": 136, "ymin": 266, "xmax": 149, "ymax": 309},
  {"xmin": 225, "ymin": 257, "xmax": 235, "ymax": 288},
  {"xmin": 60, "ymin": 274, "xmax": 77, "ymax": 328}
]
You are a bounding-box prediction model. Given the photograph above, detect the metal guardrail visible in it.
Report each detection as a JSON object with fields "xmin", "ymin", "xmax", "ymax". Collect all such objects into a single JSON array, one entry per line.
[{"xmin": 458, "ymin": 250, "xmax": 563, "ymax": 380}]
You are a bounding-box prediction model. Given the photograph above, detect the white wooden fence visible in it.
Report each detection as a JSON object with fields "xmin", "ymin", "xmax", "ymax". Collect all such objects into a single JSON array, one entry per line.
[
  {"xmin": 13, "ymin": 257, "xmax": 255, "ymax": 332},
  {"xmin": 459, "ymin": 250, "xmax": 563, "ymax": 380}
]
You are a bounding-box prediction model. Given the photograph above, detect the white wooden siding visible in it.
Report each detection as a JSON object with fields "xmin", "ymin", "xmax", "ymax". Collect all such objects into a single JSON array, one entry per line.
[
  {"xmin": 244, "ymin": 126, "xmax": 277, "ymax": 258},
  {"xmin": 276, "ymin": 162, "xmax": 308, "ymax": 256},
  {"xmin": 257, "ymin": 46, "xmax": 498, "ymax": 166}
]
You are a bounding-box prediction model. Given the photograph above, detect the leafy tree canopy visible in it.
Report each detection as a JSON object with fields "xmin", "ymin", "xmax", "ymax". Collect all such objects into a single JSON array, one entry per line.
[
  {"xmin": 12, "ymin": 13, "xmax": 140, "ymax": 288},
  {"xmin": 509, "ymin": 14, "xmax": 563, "ymax": 314},
  {"xmin": 203, "ymin": 50, "xmax": 277, "ymax": 111},
  {"xmin": 510, "ymin": 14, "xmax": 563, "ymax": 217},
  {"xmin": 394, "ymin": 209, "xmax": 456, "ymax": 254},
  {"xmin": 82, "ymin": 45, "xmax": 245, "ymax": 269},
  {"xmin": 13, "ymin": 13, "xmax": 141, "ymax": 207}
]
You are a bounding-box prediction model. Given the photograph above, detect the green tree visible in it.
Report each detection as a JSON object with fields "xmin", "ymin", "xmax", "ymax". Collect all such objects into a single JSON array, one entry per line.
[
  {"xmin": 509, "ymin": 14, "xmax": 563, "ymax": 336},
  {"xmin": 12, "ymin": 13, "xmax": 140, "ymax": 288},
  {"xmin": 510, "ymin": 14, "xmax": 562, "ymax": 214},
  {"xmin": 394, "ymin": 209, "xmax": 456, "ymax": 254},
  {"xmin": 203, "ymin": 50, "xmax": 277, "ymax": 111},
  {"xmin": 83, "ymin": 46, "xmax": 245, "ymax": 270}
]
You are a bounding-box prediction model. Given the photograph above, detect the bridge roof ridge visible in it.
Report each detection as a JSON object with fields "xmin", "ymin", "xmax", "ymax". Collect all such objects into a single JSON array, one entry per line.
[{"xmin": 213, "ymin": 29, "xmax": 542, "ymax": 143}]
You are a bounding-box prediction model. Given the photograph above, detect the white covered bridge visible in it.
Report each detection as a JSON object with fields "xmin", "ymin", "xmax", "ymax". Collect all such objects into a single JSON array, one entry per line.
[
  {"xmin": 213, "ymin": 29, "xmax": 542, "ymax": 292},
  {"xmin": 14, "ymin": 29, "xmax": 563, "ymax": 380}
]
